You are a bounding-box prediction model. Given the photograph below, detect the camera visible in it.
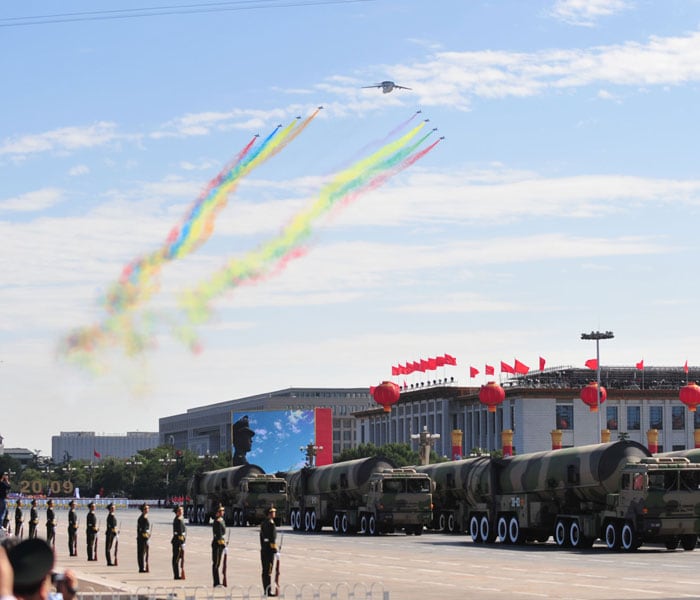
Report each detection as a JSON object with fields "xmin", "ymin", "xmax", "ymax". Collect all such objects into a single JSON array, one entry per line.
[{"xmin": 51, "ymin": 573, "xmax": 65, "ymax": 584}]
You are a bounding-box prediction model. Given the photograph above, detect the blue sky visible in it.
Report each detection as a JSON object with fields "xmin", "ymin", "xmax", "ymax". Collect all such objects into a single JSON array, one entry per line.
[{"xmin": 3, "ymin": 0, "xmax": 700, "ymax": 453}]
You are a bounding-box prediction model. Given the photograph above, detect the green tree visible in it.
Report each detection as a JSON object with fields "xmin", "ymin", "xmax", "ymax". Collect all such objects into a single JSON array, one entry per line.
[{"xmin": 335, "ymin": 442, "xmax": 444, "ymax": 466}]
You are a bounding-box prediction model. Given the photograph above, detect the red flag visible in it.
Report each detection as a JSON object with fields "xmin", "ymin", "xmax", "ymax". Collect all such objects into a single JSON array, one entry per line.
[
  {"xmin": 684, "ymin": 360, "xmax": 689, "ymax": 374},
  {"xmin": 635, "ymin": 360, "xmax": 644, "ymax": 370},
  {"xmin": 444, "ymin": 354, "xmax": 457, "ymax": 366},
  {"xmin": 419, "ymin": 359, "xmax": 429, "ymax": 372},
  {"xmin": 94, "ymin": 449, "xmax": 101, "ymax": 459},
  {"xmin": 485, "ymin": 364, "xmax": 495, "ymax": 375},
  {"xmin": 539, "ymin": 356, "xmax": 546, "ymax": 371},
  {"xmin": 500, "ymin": 361, "xmax": 515, "ymax": 374},
  {"xmin": 391, "ymin": 365, "xmax": 400, "ymax": 376},
  {"xmin": 514, "ymin": 359, "xmax": 529, "ymax": 374},
  {"xmin": 404, "ymin": 362, "xmax": 414, "ymax": 375},
  {"xmin": 435, "ymin": 356, "xmax": 446, "ymax": 367},
  {"xmin": 469, "ymin": 366, "xmax": 479, "ymax": 378},
  {"xmin": 427, "ymin": 357, "xmax": 437, "ymax": 370},
  {"xmin": 585, "ymin": 358, "xmax": 598, "ymax": 370},
  {"xmin": 412, "ymin": 361, "xmax": 421, "ymax": 373}
]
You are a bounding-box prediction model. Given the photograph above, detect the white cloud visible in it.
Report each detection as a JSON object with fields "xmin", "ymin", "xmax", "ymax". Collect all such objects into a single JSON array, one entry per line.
[
  {"xmin": 0, "ymin": 122, "xmax": 122, "ymax": 158},
  {"xmin": 0, "ymin": 188, "xmax": 64, "ymax": 213},
  {"xmin": 68, "ymin": 164, "xmax": 90, "ymax": 176},
  {"xmin": 550, "ymin": 0, "xmax": 632, "ymax": 27}
]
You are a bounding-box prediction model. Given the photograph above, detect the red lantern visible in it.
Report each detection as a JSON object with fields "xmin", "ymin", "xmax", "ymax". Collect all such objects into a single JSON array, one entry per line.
[
  {"xmin": 580, "ymin": 382, "xmax": 607, "ymax": 412},
  {"xmin": 479, "ymin": 381, "xmax": 505, "ymax": 413},
  {"xmin": 371, "ymin": 381, "xmax": 400, "ymax": 413},
  {"xmin": 679, "ymin": 382, "xmax": 700, "ymax": 412}
]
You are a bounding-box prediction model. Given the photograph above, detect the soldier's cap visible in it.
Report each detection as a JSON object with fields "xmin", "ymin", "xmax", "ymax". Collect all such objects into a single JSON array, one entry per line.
[
  {"xmin": 140, "ymin": 502, "xmax": 149, "ymax": 511},
  {"xmin": 232, "ymin": 416, "xmax": 255, "ymax": 437},
  {"xmin": 30, "ymin": 499, "xmax": 37, "ymax": 506},
  {"xmin": 88, "ymin": 501, "xmax": 96, "ymax": 508},
  {"xmin": 107, "ymin": 502, "xmax": 115, "ymax": 510},
  {"xmin": 267, "ymin": 506, "xmax": 277, "ymax": 514},
  {"xmin": 216, "ymin": 504, "xmax": 225, "ymax": 511},
  {"xmin": 173, "ymin": 504, "xmax": 181, "ymax": 513},
  {"xmin": 46, "ymin": 499, "xmax": 53, "ymax": 505},
  {"xmin": 7, "ymin": 538, "xmax": 54, "ymax": 587},
  {"xmin": 68, "ymin": 500, "xmax": 75, "ymax": 506}
]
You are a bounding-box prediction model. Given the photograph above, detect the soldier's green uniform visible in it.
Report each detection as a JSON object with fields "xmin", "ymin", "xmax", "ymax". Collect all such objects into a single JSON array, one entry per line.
[
  {"xmin": 171, "ymin": 505, "xmax": 186, "ymax": 580},
  {"xmin": 14, "ymin": 500, "xmax": 23, "ymax": 539},
  {"xmin": 45, "ymin": 500, "xmax": 56, "ymax": 548},
  {"xmin": 67, "ymin": 500, "xmax": 78, "ymax": 556},
  {"xmin": 260, "ymin": 506, "xmax": 278, "ymax": 596},
  {"xmin": 86, "ymin": 502, "xmax": 98, "ymax": 561},
  {"xmin": 28, "ymin": 499, "xmax": 38, "ymax": 539},
  {"xmin": 211, "ymin": 505, "xmax": 226, "ymax": 586},
  {"xmin": 105, "ymin": 503, "xmax": 118, "ymax": 566},
  {"xmin": 137, "ymin": 503, "xmax": 150, "ymax": 573}
]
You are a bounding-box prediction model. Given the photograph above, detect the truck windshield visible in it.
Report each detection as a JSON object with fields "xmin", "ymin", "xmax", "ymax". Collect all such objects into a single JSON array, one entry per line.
[
  {"xmin": 383, "ymin": 478, "xmax": 430, "ymax": 493},
  {"xmin": 248, "ymin": 481, "xmax": 286, "ymax": 493},
  {"xmin": 648, "ymin": 471, "xmax": 678, "ymax": 492}
]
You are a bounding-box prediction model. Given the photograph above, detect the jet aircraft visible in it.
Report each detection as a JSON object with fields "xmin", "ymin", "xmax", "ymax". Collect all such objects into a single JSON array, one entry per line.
[{"xmin": 362, "ymin": 81, "xmax": 412, "ymax": 94}]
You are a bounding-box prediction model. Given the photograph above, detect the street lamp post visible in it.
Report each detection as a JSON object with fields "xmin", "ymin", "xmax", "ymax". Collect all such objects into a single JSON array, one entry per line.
[{"xmin": 581, "ymin": 330, "xmax": 615, "ymax": 443}]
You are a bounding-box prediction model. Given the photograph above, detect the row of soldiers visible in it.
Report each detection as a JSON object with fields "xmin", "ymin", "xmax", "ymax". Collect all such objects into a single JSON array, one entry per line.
[
  {"xmin": 7, "ymin": 498, "xmax": 136, "ymax": 572},
  {"xmin": 8, "ymin": 500, "xmax": 279, "ymax": 595}
]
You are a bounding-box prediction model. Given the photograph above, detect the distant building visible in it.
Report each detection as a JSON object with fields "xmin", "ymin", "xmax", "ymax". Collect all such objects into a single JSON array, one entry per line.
[
  {"xmin": 2, "ymin": 448, "xmax": 35, "ymax": 467},
  {"xmin": 159, "ymin": 387, "xmax": 373, "ymax": 458},
  {"xmin": 356, "ymin": 366, "xmax": 700, "ymax": 456},
  {"xmin": 51, "ymin": 431, "xmax": 160, "ymax": 462}
]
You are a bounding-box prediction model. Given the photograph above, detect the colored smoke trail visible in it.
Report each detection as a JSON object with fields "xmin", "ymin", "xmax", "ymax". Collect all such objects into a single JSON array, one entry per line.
[
  {"xmin": 180, "ymin": 122, "xmax": 441, "ymax": 325},
  {"xmin": 60, "ymin": 111, "xmax": 321, "ymax": 364},
  {"xmin": 59, "ymin": 110, "xmax": 442, "ymax": 366}
]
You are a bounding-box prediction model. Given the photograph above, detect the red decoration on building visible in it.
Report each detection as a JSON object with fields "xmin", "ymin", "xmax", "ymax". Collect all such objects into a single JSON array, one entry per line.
[
  {"xmin": 580, "ymin": 382, "xmax": 607, "ymax": 412},
  {"xmin": 679, "ymin": 382, "xmax": 700, "ymax": 413},
  {"xmin": 478, "ymin": 381, "xmax": 505, "ymax": 413},
  {"xmin": 371, "ymin": 381, "xmax": 401, "ymax": 413}
]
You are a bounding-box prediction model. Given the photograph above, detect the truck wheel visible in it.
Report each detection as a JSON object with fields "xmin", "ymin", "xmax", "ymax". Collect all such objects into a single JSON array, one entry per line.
[
  {"xmin": 554, "ymin": 518, "xmax": 568, "ymax": 547},
  {"xmin": 569, "ymin": 520, "xmax": 581, "ymax": 548},
  {"xmin": 469, "ymin": 515, "xmax": 481, "ymax": 543},
  {"xmin": 605, "ymin": 521, "xmax": 620, "ymax": 550},
  {"xmin": 359, "ymin": 514, "xmax": 368, "ymax": 535},
  {"xmin": 341, "ymin": 514, "xmax": 349, "ymax": 534},
  {"xmin": 508, "ymin": 516, "xmax": 523, "ymax": 544},
  {"xmin": 681, "ymin": 534, "xmax": 697, "ymax": 551},
  {"xmin": 447, "ymin": 514, "xmax": 456, "ymax": 533},
  {"xmin": 310, "ymin": 510, "xmax": 319, "ymax": 532},
  {"xmin": 497, "ymin": 516, "xmax": 509, "ymax": 543},
  {"xmin": 294, "ymin": 510, "xmax": 301, "ymax": 531},
  {"xmin": 304, "ymin": 511, "xmax": 312, "ymax": 532},
  {"xmin": 665, "ymin": 536, "xmax": 680, "ymax": 550},
  {"xmin": 333, "ymin": 513, "xmax": 341, "ymax": 533},
  {"xmin": 368, "ymin": 515, "xmax": 377, "ymax": 536},
  {"xmin": 621, "ymin": 522, "xmax": 637, "ymax": 552},
  {"xmin": 480, "ymin": 515, "xmax": 494, "ymax": 543},
  {"xmin": 438, "ymin": 513, "xmax": 447, "ymax": 532}
]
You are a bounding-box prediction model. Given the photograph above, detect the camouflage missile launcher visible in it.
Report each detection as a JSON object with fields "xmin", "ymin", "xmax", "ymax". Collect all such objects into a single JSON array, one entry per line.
[
  {"xmin": 474, "ymin": 441, "xmax": 700, "ymax": 550},
  {"xmin": 186, "ymin": 464, "xmax": 287, "ymax": 527},
  {"xmin": 285, "ymin": 456, "xmax": 433, "ymax": 536},
  {"xmin": 415, "ymin": 455, "xmax": 492, "ymax": 534}
]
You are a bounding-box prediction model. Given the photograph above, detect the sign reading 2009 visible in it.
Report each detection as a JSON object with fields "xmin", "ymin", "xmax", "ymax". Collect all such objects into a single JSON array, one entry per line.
[{"xmin": 19, "ymin": 480, "xmax": 74, "ymax": 495}]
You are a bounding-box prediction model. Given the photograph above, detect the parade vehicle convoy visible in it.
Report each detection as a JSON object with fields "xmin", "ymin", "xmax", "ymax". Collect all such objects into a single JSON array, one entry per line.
[
  {"xmin": 418, "ymin": 440, "xmax": 700, "ymax": 551},
  {"xmin": 186, "ymin": 464, "xmax": 288, "ymax": 527},
  {"xmin": 283, "ymin": 456, "xmax": 433, "ymax": 535}
]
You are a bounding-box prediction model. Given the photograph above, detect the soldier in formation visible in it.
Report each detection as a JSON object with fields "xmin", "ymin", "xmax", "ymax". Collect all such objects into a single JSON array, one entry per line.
[
  {"xmin": 260, "ymin": 505, "xmax": 278, "ymax": 596},
  {"xmin": 67, "ymin": 499, "xmax": 78, "ymax": 556},
  {"xmin": 211, "ymin": 504, "xmax": 226, "ymax": 587},
  {"xmin": 86, "ymin": 501, "xmax": 98, "ymax": 561},
  {"xmin": 28, "ymin": 499, "xmax": 38, "ymax": 539},
  {"xmin": 105, "ymin": 502, "xmax": 118, "ymax": 566},
  {"xmin": 136, "ymin": 503, "xmax": 150, "ymax": 573},
  {"xmin": 14, "ymin": 499, "xmax": 23, "ymax": 539},
  {"xmin": 45, "ymin": 499, "xmax": 56, "ymax": 549},
  {"xmin": 171, "ymin": 504, "xmax": 186, "ymax": 580}
]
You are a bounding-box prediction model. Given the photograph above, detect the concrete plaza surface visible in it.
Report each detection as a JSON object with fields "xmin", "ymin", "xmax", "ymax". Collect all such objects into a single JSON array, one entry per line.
[{"xmin": 41, "ymin": 506, "xmax": 700, "ymax": 599}]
